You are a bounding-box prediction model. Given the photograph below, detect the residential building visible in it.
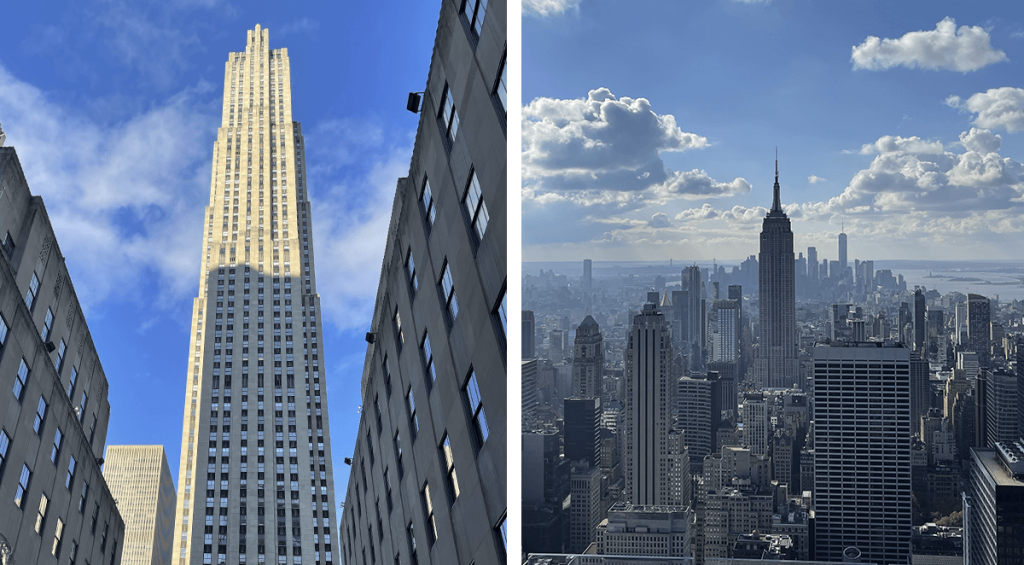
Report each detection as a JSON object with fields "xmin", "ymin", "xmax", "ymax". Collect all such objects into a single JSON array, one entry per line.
[
  {"xmin": 103, "ymin": 446, "xmax": 175, "ymax": 565},
  {"xmin": 338, "ymin": 1, "xmax": 508, "ymax": 563},
  {"xmin": 0, "ymin": 146, "xmax": 125, "ymax": 565}
]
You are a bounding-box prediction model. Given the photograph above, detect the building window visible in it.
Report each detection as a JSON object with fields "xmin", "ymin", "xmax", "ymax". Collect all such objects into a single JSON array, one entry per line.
[
  {"xmin": 439, "ymin": 83, "xmax": 460, "ymax": 147},
  {"xmin": 25, "ymin": 272, "xmax": 40, "ymax": 310},
  {"xmin": 42, "ymin": 308, "xmax": 54, "ymax": 341},
  {"xmin": 66, "ymin": 456, "xmax": 76, "ymax": 489},
  {"xmin": 406, "ymin": 388, "xmax": 419, "ymax": 436},
  {"xmin": 495, "ymin": 52, "xmax": 507, "ymax": 114},
  {"xmin": 79, "ymin": 392, "xmax": 88, "ymax": 423},
  {"xmin": 406, "ymin": 249, "xmax": 418, "ymax": 293},
  {"xmin": 383, "ymin": 355, "xmax": 393, "ymax": 397},
  {"xmin": 464, "ymin": 370, "xmax": 489, "ymax": 446},
  {"xmin": 13, "ymin": 358, "xmax": 29, "ymax": 401},
  {"xmin": 374, "ymin": 394, "xmax": 383, "ymax": 434},
  {"xmin": 407, "ymin": 522, "xmax": 418, "ymax": 565},
  {"xmin": 2, "ymin": 232, "xmax": 14, "ymax": 255},
  {"xmin": 440, "ymin": 261, "xmax": 458, "ymax": 322},
  {"xmin": 51, "ymin": 428, "xmax": 63, "ymax": 463},
  {"xmin": 496, "ymin": 288, "xmax": 507, "ymax": 338},
  {"xmin": 53, "ymin": 517, "xmax": 64, "ymax": 556},
  {"xmin": 420, "ymin": 179, "xmax": 436, "ymax": 226},
  {"xmin": 384, "ymin": 468, "xmax": 393, "ymax": 512},
  {"xmin": 67, "ymin": 366, "xmax": 78, "ymax": 400},
  {"xmin": 79, "ymin": 481, "xmax": 89, "ymax": 513},
  {"xmin": 89, "ymin": 415, "xmax": 97, "ymax": 445},
  {"xmin": 0, "ymin": 429, "xmax": 9, "ymax": 476},
  {"xmin": 394, "ymin": 431, "xmax": 404, "ymax": 477},
  {"xmin": 496, "ymin": 514, "xmax": 507, "ymax": 553},
  {"xmin": 463, "ymin": 170, "xmax": 490, "ymax": 242},
  {"xmin": 34, "ymin": 396, "xmax": 48, "ymax": 435},
  {"xmin": 440, "ymin": 434, "xmax": 459, "ymax": 504},
  {"xmin": 15, "ymin": 464, "xmax": 31, "ymax": 507},
  {"xmin": 0, "ymin": 314, "xmax": 8, "ymax": 345},
  {"xmin": 69, "ymin": 539, "xmax": 78, "ymax": 564},
  {"xmin": 35, "ymin": 492, "xmax": 49, "ymax": 533},
  {"xmin": 55, "ymin": 339, "xmax": 67, "ymax": 371},
  {"xmin": 393, "ymin": 307, "xmax": 404, "ymax": 349},
  {"xmin": 422, "ymin": 483, "xmax": 437, "ymax": 545},
  {"xmin": 421, "ymin": 332, "xmax": 436, "ymax": 384},
  {"xmin": 462, "ymin": 0, "xmax": 488, "ymax": 37}
]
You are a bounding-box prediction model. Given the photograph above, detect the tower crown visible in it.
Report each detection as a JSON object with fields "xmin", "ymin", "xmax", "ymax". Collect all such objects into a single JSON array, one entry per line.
[{"xmin": 771, "ymin": 153, "xmax": 782, "ymax": 213}]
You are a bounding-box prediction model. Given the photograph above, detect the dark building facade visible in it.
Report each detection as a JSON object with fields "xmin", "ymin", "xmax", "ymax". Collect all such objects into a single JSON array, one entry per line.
[{"xmin": 338, "ymin": 1, "xmax": 507, "ymax": 564}]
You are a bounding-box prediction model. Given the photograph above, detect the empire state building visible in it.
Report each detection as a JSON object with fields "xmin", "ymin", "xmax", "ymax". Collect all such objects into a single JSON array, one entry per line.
[
  {"xmin": 754, "ymin": 161, "xmax": 799, "ymax": 388},
  {"xmin": 172, "ymin": 26, "xmax": 337, "ymax": 565}
]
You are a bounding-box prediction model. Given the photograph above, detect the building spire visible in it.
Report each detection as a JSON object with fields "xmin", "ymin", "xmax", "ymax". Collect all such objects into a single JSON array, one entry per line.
[{"xmin": 771, "ymin": 148, "xmax": 782, "ymax": 212}]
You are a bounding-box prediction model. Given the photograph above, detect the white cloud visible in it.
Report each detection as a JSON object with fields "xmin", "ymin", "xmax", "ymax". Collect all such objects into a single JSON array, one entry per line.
[
  {"xmin": 947, "ymin": 87, "xmax": 1024, "ymax": 132},
  {"xmin": 808, "ymin": 175, "xmax": 826, "ymax": 184},
  {"xmin": 648, "ymin": 212, "xmax": 671, "ymax": 228},
  {"xmin": 523, "ymin": 88, "xmax": 748, "ymax": 205},
  {"xmin": 859, "ymin": 135, "xmax": 945, "ymax": 155},
  {"xmin": 276, "ymin": 17, "xmax": 321, "ymax": 38},
  {"xmin": 851, "ymin": 17, "xmax": 1008, "ymax": 72},
  {"xmin": 523, "ymin": 0, "xmax": 581, "ymax": 17}
]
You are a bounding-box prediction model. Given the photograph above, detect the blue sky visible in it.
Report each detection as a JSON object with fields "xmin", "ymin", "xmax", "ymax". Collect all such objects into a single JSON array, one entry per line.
[
  {"xmin": 522, "ymin": 0, "xmax": 1024, "ymax": 264},
  {"xmin": 0, "ymin": 0, "xmax": 443, "ymax": 506}
]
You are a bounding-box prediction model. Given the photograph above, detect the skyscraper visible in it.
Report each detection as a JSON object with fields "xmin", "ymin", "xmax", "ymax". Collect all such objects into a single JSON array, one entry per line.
[
  {"xmin": 338, "ymin": 0, "xmax": 508, "ymax": 563},
  {"xmin": 624, "ymin": 302, "xmax": 675, "ymax": 505},
  {"xmin": 913, "ymin": 288, "xmax": 926, "ymax": 353},
  {"xmin": 572, "ymin": 315, "xmax": 604, "ymax": 398},
  {"xmin": 682, "ymin": 265, "xmax": 705, "ymax": 368},
  {"xmin": 838, "ymin": 228, "xmax": 847, "ymax": 273},
  {"xmin": 172, "ymin": 26, "xmax": 338, "ymax": 565},
  {"xmin": 523, "ymin": 310, "xmax": 536, "ymax": 359},
  {"xmin": 813, "ymin": 342, "xmax": 912, "ymax": 565},
  {"xmin": 583, "ymin": 259, "xmax": 593, "ymax": 293},
  {"xmin": 0, "ymin": 146, "xmax": 126, "ymax": 565},
  {"xmin": 967, "ymin": 293, "xmax": 991, "ymax": 368},
  {"xmin": 755, "ymin": 161, "xmax": 798, "ymax": 388},
  {"xmin": 104, "ymin": 446, "xmax": 176, "ymax": 565},
  {"xmin": 966, "ymin": 442, "xmax": 1024, "ymax": 565}
]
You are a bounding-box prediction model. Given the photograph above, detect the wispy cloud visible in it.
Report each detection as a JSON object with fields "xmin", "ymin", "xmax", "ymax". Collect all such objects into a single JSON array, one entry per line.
[
  {"xmin": 276, "ymin": 17, "xmax": 321, "ymax": 38},
  {"xmin": 808, "ymin": 175, "xmax": 826, "ymax": 184},
  {"xmin": 523, "ymin": 0, "xmax": 581, "ymax": 18}
]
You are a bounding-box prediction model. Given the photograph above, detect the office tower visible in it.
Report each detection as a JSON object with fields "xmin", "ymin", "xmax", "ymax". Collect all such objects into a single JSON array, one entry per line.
[
  {"xmin": 755, "ymin": 161, "xmax": 798, "ymax": 389},
  {"xmin": 838, "ymin": 229, "xmax": 847, "ymax": 272},
  {"xmin": 170, "ymin": 26, "xmax": 341, "ymax": 565},
  {"xmin": 682, "ymin": 265, "xmax": 705, "ymax": 367},
  {"xmin": 0, "ymin": 147, "xmax": 125, "ymax": 565},
  {"xmin": 917, "ymin": 288, "xmax": 933, "ymax": 350},
  {"xmin": 956, "ymin": 301, "xmax": 969, "ymax": 346},
  {"xmin": 968, "ymin": 293, "xmax": 992, "ymax": 367},
  {"xmin": 806, "ymin": 247, "xmax": 818, "ymax": 280},
  {"xmin": 564, "ymin": 397, "xmax": 601, "ymax": 467},
  {"xmin": 910, "ymin": 353, "xmax": 930, "ymax": 433},
  {"xmin": 709, "ymin": 299, "xmax": 739, "ymax": 363},
  {"xmin": 813, "ymin": 342, "xmax": 912, "ymax": 565},
  {"xmin": 742, "ymin": 392, "xmax": 769, "ymax": 457},
  {"xmin": 898, "ymin": 301, "xmax": 911, "ymax": 345},
  {"xmin": 582, "ymin": 259, "xmax": 592, "ymax": 292},
  {"xmin": 522, "ymin": 360, "xmax": 539, "ymax": 428},
  {"xmin": 624, "ymin": 302, "xmax": 675, "ymax": 505},
  {"xmin": 670, "ymin": 289, "xmax": 687, "ymax": 352},
  {"xmin": 728, "ymin": 284, "xmax": 742, "ymax": 302},
  {"xmin": 572, "ymin": 315, "xmax": 604, "ymax": 398},
  {"xmin": 595, "ymin": 503, "xmax": 693, "ymax": 558},
  {"xmin": 103, "ymin": 446, "xmax": 175, "ymax": 565},
  {"xmin": 830, "ymin": 303, "xmax": 853, "ymax": 342},
  {"xmin": 984, "ymin": 370, "xmax": 1019, "ymax": 446},
  {"xmin": 1017, "ymin": 341, "xmax": 1024, "ymax": 442},
  {"xmin": 549, "ymin": 328, "xmax": 568, "ymax": 361},
  {"xmin": 677, "ymin": 375, "xmax": 717, "ymax": 472},
  {"xmin": 339, "ymin": 1, "xmax": 508, "ymax": 563},
  {"xmin": 522, "ymin": 430, "xmax": 569, "ymax": 554},
  {"xmin": 568, "ymin": 462, "xmax": 602, "ymax": 553},
  {"xmin": 966, "ymin": 442, "xmax": 1024, "ymax": 565},
  {"xmin": 522, "ymin": 310, "xmax": 536, "ymax": 359}
]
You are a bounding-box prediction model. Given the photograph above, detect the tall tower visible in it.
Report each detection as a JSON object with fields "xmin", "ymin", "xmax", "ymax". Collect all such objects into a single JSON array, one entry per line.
[
  {"xmin": 838, "ymin": 227, "xmax": 847, "ymax": 273},
  {"xmin": 624, "ymin": 302, "xmax": 675, "ymax": 505},
  {"xmin": 682, "ymin": 265, "xmax": 705, "ymax": 368},
  {"xmin": 572, "ymin": 315, "xmax": 604, "ymax": 398},
  {"xmin": 813, "ymin": 342, "xmax": 912, "ymax": 565},
  {"xmin": 967, "ymin": 293, "xmax": 991, "ymax": 368},
  {"xmin": 755, "ymin": 159, "xmax": 798, "ymax": 388},
  {"xmin": 104, "ymin": 446, "xmax": 176, "ymax": 565},
  {"xmin": 172, "ymin": 26, "xmax": 338, "ymax": 565}
]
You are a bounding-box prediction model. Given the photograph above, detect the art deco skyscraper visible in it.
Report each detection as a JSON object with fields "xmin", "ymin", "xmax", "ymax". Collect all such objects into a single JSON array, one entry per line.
[
  {"xmin": 754, "ymin": 161, "xmax": 798, "ymax": 388},
  {"xmin": 172, "ymin": 26, "xmax": 337, "ymax": 565},
  {"xmin": 104, "ymin": 446, "xmax": 176, "ymax": 565},
  {"xmin": 572, "ymin": 315, "xmax": 604, "ymax": 398}
]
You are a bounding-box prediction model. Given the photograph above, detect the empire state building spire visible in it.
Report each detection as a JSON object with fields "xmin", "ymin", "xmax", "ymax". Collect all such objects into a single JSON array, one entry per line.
[{"xmin": 771, "ymin": 149, "xmax": 782, "ymax": 213}]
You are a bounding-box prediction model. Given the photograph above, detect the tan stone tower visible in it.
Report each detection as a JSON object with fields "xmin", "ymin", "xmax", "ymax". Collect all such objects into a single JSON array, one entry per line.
[
  {"xmin": 172, "ymin": 25, "xmax": 337, "ymax": 565},
  {"xmin": 104, "ymin": 446, "xmax": 176, "ymax": 565}
]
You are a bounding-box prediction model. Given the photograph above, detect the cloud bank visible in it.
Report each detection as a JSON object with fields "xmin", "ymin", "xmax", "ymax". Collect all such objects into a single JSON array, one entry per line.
[
  {"xmin": 947, "ymin": 87, "xmax": 1024, "ymax": 132},
  {"xmin": 852, "ymin": 17, "xmax": 1007, "ymax": 72}
]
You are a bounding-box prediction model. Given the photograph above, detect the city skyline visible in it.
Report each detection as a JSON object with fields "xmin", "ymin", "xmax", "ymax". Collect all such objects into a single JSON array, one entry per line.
[
  {"xmin": 0, "ymin": 1, "xmax": 446, "ymax": 509},
  {"xmin": 523, "ymin": 0, "xmax": 1024, "ymax": 263}
]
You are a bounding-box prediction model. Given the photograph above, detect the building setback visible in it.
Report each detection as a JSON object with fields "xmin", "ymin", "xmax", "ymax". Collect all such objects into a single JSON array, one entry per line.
[
  {"xmin": 171, "ymin": 25, "xmax": 339, "ymax": 565},
  {"xmin": 103, "ymin": 446, "xmax": 175, "ymax": 565},
  {"xmin": 0, "ymin": 146, "xmax": 126, "ymax": 565},
  {"xmin": 813, "ymin": 342, "xmax": 912, "ymax": 565},
  {"xmin": 338, "ymin": 1, "xmax": 507, "ymax": 564}
]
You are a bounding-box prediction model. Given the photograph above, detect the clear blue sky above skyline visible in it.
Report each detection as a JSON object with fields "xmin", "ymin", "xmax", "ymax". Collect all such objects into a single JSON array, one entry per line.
[
  {"xmin": 0, "ymin": 0, "xmax": 444, "ymax": 506},
  {"xmin": 523, "ymin": 0, "xmax": 1024, "ymax": 265}
]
